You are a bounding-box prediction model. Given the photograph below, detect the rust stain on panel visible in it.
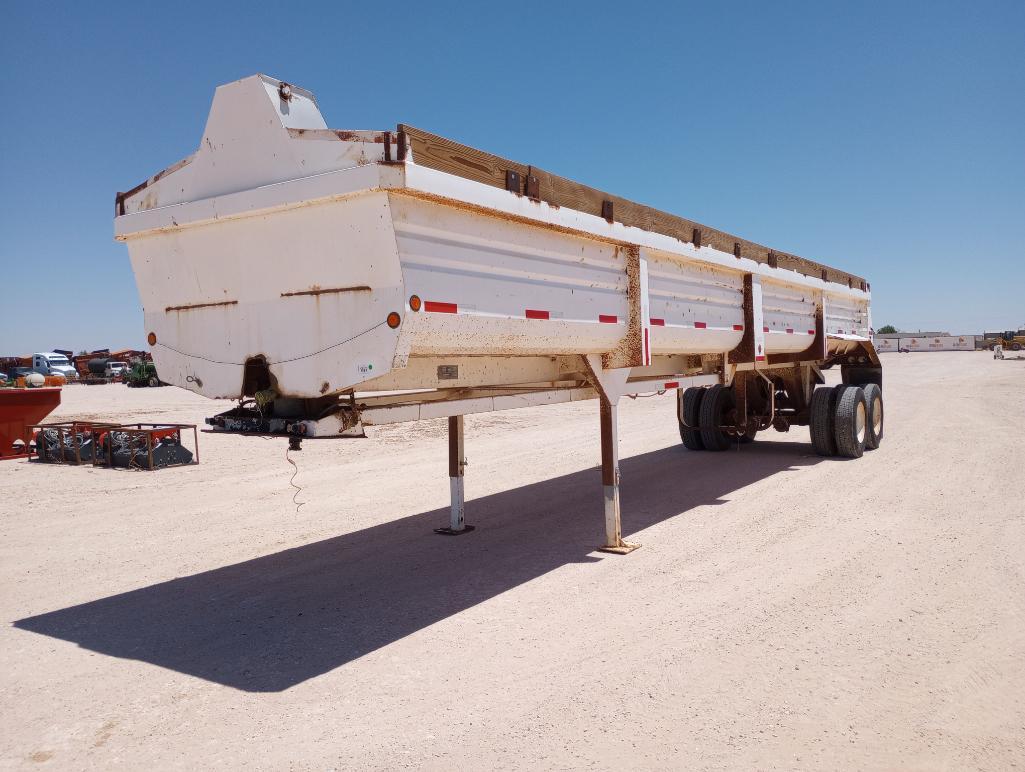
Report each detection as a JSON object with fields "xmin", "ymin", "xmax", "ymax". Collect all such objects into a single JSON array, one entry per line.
[
  {"xmin": 280, "ymin": 285, "xmax": 372, "ymax": 298},
  {"xmin": 115, "ymin": 153, "xmax": 196, "ymax": 215},
  {"xmin": 165, "ymin": 300, "xmax": 239, "ymax": 313},
  {"xmin": 287, "ymin": 128, "xmax": 387, "ymax": 143}
]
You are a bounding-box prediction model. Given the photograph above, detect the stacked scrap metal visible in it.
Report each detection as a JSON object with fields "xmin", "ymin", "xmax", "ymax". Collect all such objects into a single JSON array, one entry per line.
[
  {"xmin": 30, "ymin": 422, "xmax": 198, "ymax": 470},
  {"xmin": 33, "ymin": 422, "xmax": 119, "ymax": 464}
]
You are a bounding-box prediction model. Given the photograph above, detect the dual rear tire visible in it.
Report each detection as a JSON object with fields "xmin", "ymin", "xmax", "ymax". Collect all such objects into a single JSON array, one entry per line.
[
  {"xmin": 809, "ymin": 383, "xmax": 883, "ymax": 458},
  {"xmin": 679, "ymin": 387, "xmax": 705, "ymax": 450},
  {"xmin": 679, "ymin": 386, "xmax": 754, "ymax": 452}
]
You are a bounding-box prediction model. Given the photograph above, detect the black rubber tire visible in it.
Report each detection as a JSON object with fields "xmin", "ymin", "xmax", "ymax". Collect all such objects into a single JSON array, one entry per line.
[
  {"xmin": 679, "ymin": 387, "xmax": 705, "ymax": 450},
  {"xmin": 699, "ymin": 384, "xmax": 735, "ymax": 452},
  {"xmin": 1012, "ymin": 342, "xmax": 1023, "ymax": 351},
  {"xmin": 148, "ymin": 376, "xmax": 159, "ymax": 387},
  {"xmin": 862, "ymin": 383, "xmax": 883, "ymax": 450},
  {"xmin": 833, "ymin": 385, "xmax": 868, "ymax": 459},
  {"xmin": 809, "ymin": 386, "xmax": 837, "ymax": 456}
]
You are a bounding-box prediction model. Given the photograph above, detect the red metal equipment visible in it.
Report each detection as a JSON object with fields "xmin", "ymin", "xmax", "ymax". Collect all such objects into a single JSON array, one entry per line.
[{"xmin": 0, "ymin": 387, "xmax": 61, "ymax": 459}]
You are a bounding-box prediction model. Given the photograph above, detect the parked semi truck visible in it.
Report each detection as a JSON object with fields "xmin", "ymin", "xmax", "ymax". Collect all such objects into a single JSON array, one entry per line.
[
  {"xmin": 114, "ymin": 74, "xmax": 881, "ymax": 552},
  {"xmin": 31, "ymin": 353, "xmax": 78, "ymax": 381}
]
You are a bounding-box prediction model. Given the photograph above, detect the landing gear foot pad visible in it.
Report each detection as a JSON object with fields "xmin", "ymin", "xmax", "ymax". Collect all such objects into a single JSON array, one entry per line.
[
  {"xmin": 598, "ymin": 541, "xmax": 641, "ymax": 555},
  {"xmin": 434, "ymin": 525, "xmax": 476, "ymax": 536}
]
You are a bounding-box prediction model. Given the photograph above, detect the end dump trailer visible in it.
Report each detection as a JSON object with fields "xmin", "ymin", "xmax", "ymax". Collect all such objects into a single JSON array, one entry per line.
[{"xmin": 114, "ymin": 74, "xmax": 882, "ymax": 552}]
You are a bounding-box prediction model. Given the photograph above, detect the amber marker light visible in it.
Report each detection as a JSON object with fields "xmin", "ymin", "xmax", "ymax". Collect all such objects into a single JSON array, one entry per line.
[
  {"xmin": 386, "ymin": 312, "xmax": 401, "ymax": 329},
  {"xmin": 409, "ymin": 294, "xmax": 422, "ymax": 312},
  {"xmin": 147, "ymin": 332, "xmax": 157, "ymax": 346}
]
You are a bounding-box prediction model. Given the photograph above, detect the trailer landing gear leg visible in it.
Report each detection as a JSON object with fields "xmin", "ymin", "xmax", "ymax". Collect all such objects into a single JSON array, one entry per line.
[
  {"xmin": 435, "ymin": 415, "xmax": 475, "ymax": 535},
  {"xmin": 597, "ymin": 398, "xmax": 639, "ymax": 555}
]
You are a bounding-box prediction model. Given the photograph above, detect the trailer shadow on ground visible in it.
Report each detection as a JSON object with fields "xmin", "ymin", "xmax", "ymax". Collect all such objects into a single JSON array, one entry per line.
[{"xmin": 15, "ymin": 441, "xmax": 824, "ymax": 692}]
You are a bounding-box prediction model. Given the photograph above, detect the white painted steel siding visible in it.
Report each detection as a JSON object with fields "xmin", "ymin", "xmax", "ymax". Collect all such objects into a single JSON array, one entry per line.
[
  {"xmin": 645, "ymin": 250, "xmax": 744, "ymax": 355},
  {"xmin": 761, "ymin": 280, "xmax": 817, "ymax": 354},
  {"xmin": 391, "ymin": 196, "xmax": 626, "ymax": 356},
  {"xmin": 825, "ymin": 292, "xmax": 871, "ymax": 337},
  {"xmin": 129, "ymin": 193, "xmax": 405, "ymax": 398}
]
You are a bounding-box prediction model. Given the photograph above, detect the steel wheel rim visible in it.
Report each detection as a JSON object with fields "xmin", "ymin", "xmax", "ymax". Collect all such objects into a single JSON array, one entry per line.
[
  {"xmin": 856, "ymin": 402, "xmax": 866, "ymax": 444},
  {"xmin": 872, "ymin": 396, "xmax": 883, "ymax": 435}
]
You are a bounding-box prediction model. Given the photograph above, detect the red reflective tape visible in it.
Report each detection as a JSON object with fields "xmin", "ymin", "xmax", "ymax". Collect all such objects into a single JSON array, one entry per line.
[
  {"xmin": 756, "ymin": 355, "xmax": 766, "ymax": 361},
  {"xmin": 650, "ymin": 318, "xmax": 665, "ymax": 326},
  {"xmin": 786, "ymin": 328, "xmax": 794, "ymax": 334},
  {"xmin": 424, "ymin": 301, "xmax": 457, "ymax": 314},
  {"xmin": 837, "ymin": 329, "xmax": 844, "ymax": 334},
  {"xmin": 733, "ymin": 324, "xmax": 744, "ymax": 331},
  {"xmin": 644, "ymin": 327, "xmax": 650, "ymax": 365},
  {"xmin": 694, "ymin": 321, "xmax": 707, "ymax": 329},
  {"xmin": 763, "ymin": 326, "xmax": 770, "ymax": 333},
  {"xmin": 525, "ymin": 309, "xmax": 550, "ymax": 320},
  {"xmin": 664, "ymin": 381, "xmax": 679, "ymax": 389},
  {"xmin": 807, "ymin": 329, "xmax": 815, "ymax": 335},
  {"xmin": 599, "ymin": 314, "xmax": 618, "ymax": 324}
]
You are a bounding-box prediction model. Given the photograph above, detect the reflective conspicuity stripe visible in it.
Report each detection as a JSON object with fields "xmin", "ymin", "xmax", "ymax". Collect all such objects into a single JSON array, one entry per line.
[
  {"xmin": 694, "ymin": 321, "xmax": 707, "ymax": 329},
  {"xmin": 786, "ymin": 328, "xmax": 794, "ymax": 334},
  {"xmin": 733, "ymin": 324, "xmax": 744, "ymax": 331},
  {"xmin": 663, "ymin": 381, "xmax": 679, "ymax": 389},
  {"xmin": 525, "ymin": 309, "xmax": 550, "ymax": 320},
  {"xmin": 650, "ymin": 318, "xmax": 665, "ymax": 326},
  {"xmin": 599, "ymin": 314, "xmax": 618, "ymax": 324},
  {"xmin": 424, "ymin": 301, "xmax": 458, "ymax": 314}
]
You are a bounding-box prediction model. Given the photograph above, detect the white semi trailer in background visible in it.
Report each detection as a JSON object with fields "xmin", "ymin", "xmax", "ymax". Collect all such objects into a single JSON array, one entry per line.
[
  {"xmin": 875, "ymin": 336, "xmax": 975, "ymax": 352},
  {"xmin": 114, "ymin": 74, "xmax": 882, "ymax": 552}
]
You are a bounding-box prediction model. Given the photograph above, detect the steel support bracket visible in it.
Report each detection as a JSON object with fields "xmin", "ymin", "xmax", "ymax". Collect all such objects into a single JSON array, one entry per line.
[
  {"xmin": 525, "ymin": 174, "xmax": 540, "ymax": 200},
  {"xmin": 505, "ymin": 170, "xmax": 521, "ymax": 194}
]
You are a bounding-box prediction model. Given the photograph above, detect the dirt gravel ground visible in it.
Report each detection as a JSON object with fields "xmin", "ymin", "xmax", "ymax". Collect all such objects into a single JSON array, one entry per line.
[{"xmin": 1, "ymin": 351, "xmax": 1023, "ymax": 770}]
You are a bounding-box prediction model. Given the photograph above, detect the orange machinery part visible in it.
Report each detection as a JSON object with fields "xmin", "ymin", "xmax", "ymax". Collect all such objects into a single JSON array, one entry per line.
[
  {"xmin": 16, "ymin": 375, "xmax": 66, "ymax": 387},
  {"xmin": 0, "ymin": 387, "xmax": 62, "ymax": 459}
]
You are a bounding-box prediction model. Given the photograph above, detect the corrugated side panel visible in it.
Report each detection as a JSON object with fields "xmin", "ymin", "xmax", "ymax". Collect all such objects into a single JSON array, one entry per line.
[
  {"xmin": 761, "ymin": 280, "xmax": 818, "ymax": 354},
  {"xmin": 646, "ymin": 250, "xmax": 743, "ymax": 354},
  {"xmin": 391, "ymin": 196, "xmax": 626, "ymax": 356},
  {"xmin": 826, "ymin": 293, "xmax": 871, "ymax": 337}
]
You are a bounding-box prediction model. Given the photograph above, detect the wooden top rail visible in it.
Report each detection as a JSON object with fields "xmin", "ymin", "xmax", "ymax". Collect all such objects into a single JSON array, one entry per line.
[{"xmin": 398, "ymin": 124, "xmax": 867, "ymax": 290}]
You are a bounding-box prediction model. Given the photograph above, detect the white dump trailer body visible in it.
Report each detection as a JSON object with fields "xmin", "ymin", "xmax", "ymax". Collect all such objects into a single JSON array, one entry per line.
[{"xmin": 115, "ymin": 75, "xmax": 881, "ymax": 551}]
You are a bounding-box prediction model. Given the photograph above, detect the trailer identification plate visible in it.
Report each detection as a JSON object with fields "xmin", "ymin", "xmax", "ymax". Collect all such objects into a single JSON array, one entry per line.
[{"xmin": 437, "ymin": 365, "xmax": 459, "ymax": 380}]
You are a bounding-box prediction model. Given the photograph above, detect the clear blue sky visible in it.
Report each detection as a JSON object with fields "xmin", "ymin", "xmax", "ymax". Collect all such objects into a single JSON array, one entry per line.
[{"xmin": 2, "ymin": 1, "xmax": 1022, "ymax": 353}]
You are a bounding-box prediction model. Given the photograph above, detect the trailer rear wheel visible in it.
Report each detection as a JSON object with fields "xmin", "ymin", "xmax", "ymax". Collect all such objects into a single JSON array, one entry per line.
[
  {"xmin": 833, "ymin": 385, "xmax": 868, "ymax": 459},
  {"xmin": 699, "ymin": 384, "xmax": 735, "ymax": 452},
  {"xmin": 862, "ymin": 383, "xmax": 883, "ymax": 450},
  {"xmin": 809, "ymin": 386, "xmax": 837, "ymax": 456},
  {"xmin": 678, "ymin": 387, "xmax": 705, "ymax": 450}
]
